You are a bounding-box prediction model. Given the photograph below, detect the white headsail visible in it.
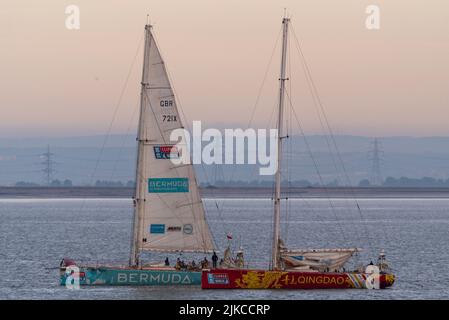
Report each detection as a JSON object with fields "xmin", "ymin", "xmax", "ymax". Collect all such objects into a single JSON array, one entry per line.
[{"xmin": 130, "ymin": 25, "xmax": 215, "ymax": 265}]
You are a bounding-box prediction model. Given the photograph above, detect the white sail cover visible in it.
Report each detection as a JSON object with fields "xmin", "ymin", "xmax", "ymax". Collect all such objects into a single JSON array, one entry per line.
[
  {"xmin": 281, "ymin": 248, "xmax": 360, "ymax": 271},
  {"xmin": 134, "ymin": 26, "xmax": 215, "ymax": 253}
]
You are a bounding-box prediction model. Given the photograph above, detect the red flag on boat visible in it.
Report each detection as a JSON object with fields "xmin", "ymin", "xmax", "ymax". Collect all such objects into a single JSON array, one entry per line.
[{"xmin": 226, "ymin": 233, "xmax": 233, "ymax": 240}]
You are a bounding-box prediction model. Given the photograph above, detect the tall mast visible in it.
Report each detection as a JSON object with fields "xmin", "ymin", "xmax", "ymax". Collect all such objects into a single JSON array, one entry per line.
[
  {"xmin": 129, "ymin": 23, "xmax": 151, "ymax": 267},
  {"xmin": 271, "ymin": 17, "xmax": 289, "ymax": 270}
]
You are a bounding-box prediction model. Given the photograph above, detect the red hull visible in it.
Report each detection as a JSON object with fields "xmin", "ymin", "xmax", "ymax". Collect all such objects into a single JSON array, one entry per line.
[{"xmin": 202, "ymin": 269, "xmax": 395, "ymax": 289}]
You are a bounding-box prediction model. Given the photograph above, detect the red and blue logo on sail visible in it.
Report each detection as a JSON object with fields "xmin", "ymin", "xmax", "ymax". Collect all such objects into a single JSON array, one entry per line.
[{"xmin": 153, "ymin": 146, "xmax": 179, "ymax": 159}]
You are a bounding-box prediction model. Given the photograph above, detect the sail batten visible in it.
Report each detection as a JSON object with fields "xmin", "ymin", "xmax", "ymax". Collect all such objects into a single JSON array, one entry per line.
[{"xmin": 130, "ymin": 25, "xmax": 215, "ymax": 264}]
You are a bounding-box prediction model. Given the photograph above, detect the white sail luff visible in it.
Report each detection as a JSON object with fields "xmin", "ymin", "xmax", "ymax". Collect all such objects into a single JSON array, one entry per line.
[{"xmin": 130, "ymin": 24, "xmax": 152, "ymax": 267}]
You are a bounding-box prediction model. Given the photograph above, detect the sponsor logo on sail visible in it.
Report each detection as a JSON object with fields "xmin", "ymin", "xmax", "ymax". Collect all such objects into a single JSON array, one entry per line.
[
  {"xmin": 183, "ymin": 224, "xmax": 193, "ymax": 234},
  {"xmin": 153, "ymin": 145, "xmax": 179, "ymax": 159},
  {"xmin": 150, "ymin": 224, "xmax": 165, "ymax": 234},
  {"xmin": 148, "ymin": 178, "xmax": 189, "ymax": 193},
  {"xmin": 167, "ymin": 226, "xmax": 182, "ymax": 232}
]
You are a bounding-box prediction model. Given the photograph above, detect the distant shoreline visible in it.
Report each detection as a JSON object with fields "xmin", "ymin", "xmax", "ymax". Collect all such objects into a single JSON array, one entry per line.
[{"xmin": 2, "ymin": 186, "xmax": 449, "ymax": 199}]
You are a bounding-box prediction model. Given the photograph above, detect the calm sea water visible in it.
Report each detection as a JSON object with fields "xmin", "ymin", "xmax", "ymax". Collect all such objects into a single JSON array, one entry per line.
[{"xmin": 0, "ymin": 197, "xmax": 448, "ymax": 300}]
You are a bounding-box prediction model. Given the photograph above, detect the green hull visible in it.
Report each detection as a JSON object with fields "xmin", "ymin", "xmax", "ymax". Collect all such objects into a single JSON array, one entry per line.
[{"xmin": 60, "ymin": 266, "xmax": 201, "ymax": 286}]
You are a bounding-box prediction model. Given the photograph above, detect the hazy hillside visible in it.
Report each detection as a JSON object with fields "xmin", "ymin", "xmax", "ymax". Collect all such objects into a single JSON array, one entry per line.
[{"xmin": 1, "ymin": 135, "xmax": 449, "ymax": 186}]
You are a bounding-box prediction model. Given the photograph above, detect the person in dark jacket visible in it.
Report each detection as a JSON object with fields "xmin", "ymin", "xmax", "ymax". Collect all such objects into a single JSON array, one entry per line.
[{"xmin": 212, "ymin": 251, "xmax": 218, "ymax": 268}]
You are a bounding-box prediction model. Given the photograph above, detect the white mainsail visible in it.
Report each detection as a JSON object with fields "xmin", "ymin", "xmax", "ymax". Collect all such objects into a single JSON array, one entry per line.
[{"xmin": 130, "ymin": 25, "xmax": 214, "ymax": 265}]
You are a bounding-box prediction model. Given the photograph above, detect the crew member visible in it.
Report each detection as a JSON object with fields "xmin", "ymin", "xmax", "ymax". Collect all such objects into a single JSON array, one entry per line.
[{"xmin": 212, "ymin": 251, "xmax": 218, "ymax": 268}]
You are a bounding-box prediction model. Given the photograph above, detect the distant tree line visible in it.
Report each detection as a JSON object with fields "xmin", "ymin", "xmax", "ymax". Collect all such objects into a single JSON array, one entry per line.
[
  {"xmin": 205, "ymin": 177, "xmax": 449, "ymax": 188},
  {"xmin": 12, "ymin": 177, "xmax": 449, "ymax": 188},
  {"xmin": 14, "ymin": 179, "xmax": 135, "ymax": 188},
  {"xmin": 15, "ymin": 179, "xmax": 73, "ymax": 187},
  {"xmin": 94, "ymin": 180, "xmax": 135, "ymax": 187},
  {"xmin": 200, "ymin": 179, "xmax": 338, "ymax": 188},
  {"xmin": 359, "ymin": 176, "xmax": 449, "ymax": 187}
]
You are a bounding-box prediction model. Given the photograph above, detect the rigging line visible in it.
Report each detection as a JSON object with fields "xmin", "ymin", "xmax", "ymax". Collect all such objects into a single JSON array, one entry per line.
[
  {"xmin": 246, "ymin": 26, "xmax": 283, "ymax": 129},
  {"xmin": 229, "ymin": 97, "xmax": 277, "ymax": 205},
  {"xmin": 195, "ymin": 165, "xmax": 226, "ymax": 245},
  {"xmin": 285, "ymin": 89, "xmax": 348, "ymax": 244},
  {"xmin": 227, "ymin": 26, "xmax": 283, "ymax": 183},
  {"xmin": 290, "ymin": 26, "xmax": 373, "ymax": 251},
  {"xmin": 259, "ymin": 98, "xmax": 280, "ymax": 269},
  {"xmin": 289, "ymin": 25, "xmax": 363, "ymax": 244},
  {"xmin": 290, "ymin": 30, "xmax": 349, "ymax": 198},
  {"xmin": 107, "ymin": 98, "xmax": 140, "ymax": 183},
  {"xmin": 288, "ymin": 28, "xmax": 342, "ymax": 181},
  {"xmin": 290, "ymin": 48, "xmax": 364, "ymax": 248},
  {"xmin": 71, "ymin": 31, "xmax": 144, "ymax": 223},
  {"xmin": 222, "ymin": 25, "xmax": 282, "ymax": 194},
  {"xmin": 220, "ymin": 84, "xmax": 281, "ymax": 191},
  {"xmin": 211, "ymin": 26, "xmax": 283, "ymax": 245},
  {"xmin": 281, "ymin": 160, "xmax": 334, "ymax": 245},
  {"xmin": 292, "ymin": 27, "xmax": 350, "ymax": 185},
  {"xmin": 230, "ymin": 94, "xmax": 279, "ymax": 189},
  {"xmin": 277, "ymin": 157, "xmax": 329, "ymax": 246},
  {"xmin": 288, "ymin": 193, "xmax": 332, "ymax": 247},
  {"xmin": 284, "ymin": 27, "xmax": 293, "ymax": 243},
  {"xmin": 238, "ymin": 100, "xmax": 277, "ymax": 202},
  {"xmin": 89, "ymin": 33, "xmax": 144, "ymax": 185},
  {"xmin": 193, "ymin": 27, "xmax": 284, "ymax": 254}
]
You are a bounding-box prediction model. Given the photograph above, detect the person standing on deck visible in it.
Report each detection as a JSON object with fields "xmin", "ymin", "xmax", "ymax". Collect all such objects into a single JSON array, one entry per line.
[
  {"xmin": 212, "ymin": 251, "xmax": 218, "ymax": 269},
  {"xmin": 202, "ymin": 257, "xmax": 209, "ymax": 269}
]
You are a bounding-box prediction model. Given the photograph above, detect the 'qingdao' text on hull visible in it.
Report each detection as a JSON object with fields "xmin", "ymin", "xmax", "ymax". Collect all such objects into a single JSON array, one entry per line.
[{"xmin": 202, "ymin": 269, "xmax": 395, "ymax": 289}]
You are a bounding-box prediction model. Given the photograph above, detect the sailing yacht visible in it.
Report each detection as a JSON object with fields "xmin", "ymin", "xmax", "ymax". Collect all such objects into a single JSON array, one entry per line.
[
  {"xmin": 60, "ymin": 17, "xmax": 395, "ymax": 289},
  {"xmin": 59, "ymin": 23, "xmax": 215, "ymax": 286},
  {"xmin": 202, "ymin": 17, "xmax": 395, "ymax": 289}
]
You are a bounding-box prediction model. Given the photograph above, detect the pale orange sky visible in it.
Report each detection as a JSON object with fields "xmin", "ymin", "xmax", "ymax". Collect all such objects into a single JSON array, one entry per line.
[{"xmin": 0, "ymin": 0, "xmax": 448, "ymax": 137}]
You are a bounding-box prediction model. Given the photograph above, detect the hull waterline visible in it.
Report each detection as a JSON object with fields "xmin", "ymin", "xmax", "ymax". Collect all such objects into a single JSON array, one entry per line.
[{"xmin": 202, "ymin": 268, "xmax": 395, "ymax": 289}]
